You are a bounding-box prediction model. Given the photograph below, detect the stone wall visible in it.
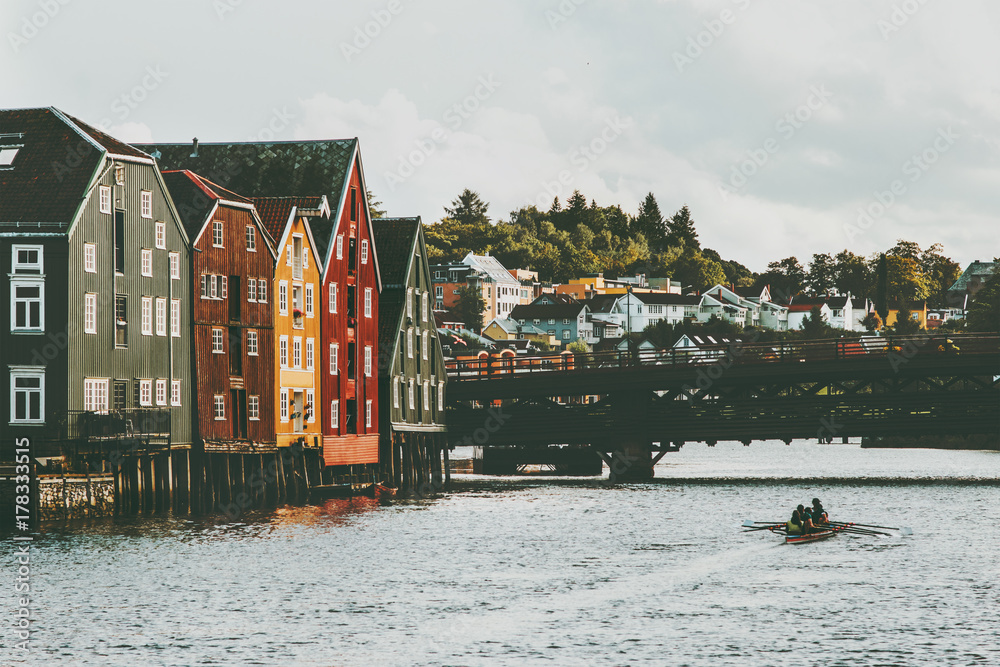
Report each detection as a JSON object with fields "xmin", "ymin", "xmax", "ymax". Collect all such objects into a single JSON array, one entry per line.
[{"xmin": 37, "ymin": 475, "xmax": 115, "ymax": 520}]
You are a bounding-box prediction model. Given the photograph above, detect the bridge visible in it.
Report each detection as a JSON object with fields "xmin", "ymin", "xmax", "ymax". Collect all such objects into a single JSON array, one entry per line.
[{"xmin": 445, "ymin": 334, "xmax": 1000, "ymax": 479}]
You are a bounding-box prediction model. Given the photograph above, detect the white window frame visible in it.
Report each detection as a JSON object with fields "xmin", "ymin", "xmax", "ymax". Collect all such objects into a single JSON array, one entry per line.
[
  {"xmin": 329, "ymin": 343, "xmax": 339, "ymax": 375},
  {"xmin": 365, "ymin": 399, "xmax": 372, "ymax": 427},
  {"xmin": 213, "ymin": 220, "xmax": 224, "ymax": 247},
  {"xmin": 246, "ymin": 225, "xmax": 256, "ymax": 252},
  {"xmin": 11, "ymin": 279, "xmax": 44, "ymax": 332},
  {"xmin": 247, "ymin": 330, "xmax": 258, "ymax": 356},
  {"xmin": 423, "ymin": 381, "xmax": 429, "ymax": 411},
  {"xmin": 305, "ymin": 283, "xmax": 314, "ymax": 317},
  {"xmin": 214, "ymin": 394, "xmax": 226, "ymax": 420},
  {"xmin": 220, "ymin": 276, "xmax": 227, "ymax": 299},
  {"xmin": 141, "ymin": 249, "xmax": 152, "ymax": 277},
  {"xmin": 140, "ymin": 190, "xmax": 152, "ymax": 219},
  {"xmin": 84, "ymin": 243, "xmax": 96, "ymax": 273},
  {"xmin": 171, "ymin": 299, "xmax": 181, "ymax": 337},
  {"xmin": 407, "ymin": 288, "xmax": 413, "ymax": 319},
  {"xmin": 438, "ymin": 382, "xmax": 444, "ymax": 410},
  {"xmin": 280, "ymin": 336, "xmax": 288, "ymax": 368},
  {"xmin": 12, "ymin": 245, "xmax": 43, "ymax": 274},
  {"xmin": 248, "ymin": 278, "xmax": 257, "ymax": 302},
  {"xmin": 139, "ymin": 379, "xmax": 152, "ymax": 407},
  {"xmin": 422, "ymin": 293, "xmax": 428, "ymax": 322},
  {"xmin": 258, "ymin": 280, "xmax": 267, "ymax": 303},
  {"xmin": 360, "ymin": 239, "xmax": 368, "ymax": 265},
  {"xmin": 364, "ymin": 287, "xmax": 372, "ymax": 318},
  {"xmin": 10, "ymin": 368, "xmax": 45, "ymax": 424},
  {"xmin": 306, "ymin": 389, "xmax": 315, "ymax": 423},
  {"xmin": 141, "ymin": 297, "xmax": 152, "ymax": 335},
  {"xmin": 83, "ymin": 378, "xmax": 109, "ymax": 413},
  {"xmin": 169, "ymin": 252, "xmax": 180, "ymax": 280},
  {"xmin": 422, "ymin": 331, "xmax": 429, "ymax": 361},
  {"xmin": 330, "ymin": 399, "xmax": 339, "ymax": 430},
  {"xmin": 84, "ymin": 293, "xmax": 97, "ymax": 334},
  {"xmin": 407, "ymin": 328, "xmax": 413, "ymax": 358},
  {"xmin": 154, "ymin": 221, "xmax": 166, "ymax": 249},
  {"xmin": 408, "ymin": 379, "xmax": 415, "ymax": 410},
  {"xmin": 280, "ymin": 388, "xmax": 289, "ymax": 422},
  {"xmin": 99, "ymin": 185, "xmax": 112, "ymax": 214},
  {"xmin": 393, "ymin": 377, "xmax": 399, "ymax": 409},
  {"xmin": 171, "ymin": 380, "xmax": 182, "ymax": 406},
  {"xmin": 155, "ymin": 379, "xmax": 167, "ymax": 406},
  {"xmin": 306, "ymin": 338, "xmax": 314, "ymax": 370},
  {"xmin": 212, "ymin": 328, "xmax": 225, "ymax": 353},
  {"xmin": 286, "ymin": 246, "xmax": 292, "ymax": 266},
  {"xmin": 279, "ymin": 281, "xmax": 288, "ymax": 315},
  {"xmin": 248, "ymin": 395, "xmax": 260, "ymax": 420},
  {"xmin": 329, "ymin": 283, "xmax": 338, "ymax": 313},
  {"xmin": 336, "ymin": 235, "xmax": 343, "ymax": 259},
  {"xmin": 155, "ymin": 298, "xmax": 167, "ymax": 336},
  {"xmin": 364, "ymin": 345, "xmax": 372, "ymax": 377},
  {"xmin": 293, "ymin": 337, "xmax": 302, "ymax": 369}
]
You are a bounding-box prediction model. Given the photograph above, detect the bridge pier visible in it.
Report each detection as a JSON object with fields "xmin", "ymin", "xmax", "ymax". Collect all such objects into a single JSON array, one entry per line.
[{"xmin": 605, "ymin": 391, "xmax": 656, "ymax": 481}]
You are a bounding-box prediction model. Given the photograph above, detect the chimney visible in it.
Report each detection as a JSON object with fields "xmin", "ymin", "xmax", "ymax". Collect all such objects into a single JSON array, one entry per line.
[{"xmin": 190, "ymin": 137, "xmax": 199, "ymax": 158}]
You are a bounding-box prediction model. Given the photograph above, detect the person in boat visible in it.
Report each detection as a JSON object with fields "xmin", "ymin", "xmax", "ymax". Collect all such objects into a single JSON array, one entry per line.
[
  {"xmin": 811, "ymin": 498, "xmax": 828, "ymax": 525},
  {"xmin": 799, "ymin": 504, "xmax": 817, "ymax": 534},
  {"xmin": 787, "ymin": 509, "xmax": 804, "ymax": 535}
]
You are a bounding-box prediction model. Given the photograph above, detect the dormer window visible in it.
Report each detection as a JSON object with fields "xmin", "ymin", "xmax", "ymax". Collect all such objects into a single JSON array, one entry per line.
[
  {"xmin": 114, "ymin": 163, "xmax": 125, "ymax": 185},
  {"xmin": 0, "ymin": 145, "xmax": 21, "ymax": 167}
]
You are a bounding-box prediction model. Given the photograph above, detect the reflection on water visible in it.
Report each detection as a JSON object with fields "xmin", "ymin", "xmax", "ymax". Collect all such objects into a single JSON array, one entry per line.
[{"xmin": 7, "ymin": 441, "xmax": 1000, "ymax": 667}]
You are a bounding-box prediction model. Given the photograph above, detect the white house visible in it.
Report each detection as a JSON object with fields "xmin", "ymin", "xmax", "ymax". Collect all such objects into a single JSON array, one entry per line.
[
  {"xmin": 787, "ymin": 303, "xmax": 833, "ymax": 330},
  {"xmin": 462, "ymin": 251, "xmax": 522, "ymax": 320}
]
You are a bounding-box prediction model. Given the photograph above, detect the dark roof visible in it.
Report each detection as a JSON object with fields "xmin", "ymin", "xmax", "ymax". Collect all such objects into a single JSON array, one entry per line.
[
  {"xmin": 250, "ymin": 196, "xmax": 326, "ymax": 246},
  {"xmin": 634, "ymin": 292, "xmax": 702, "ymax": 306},
  {"xmin": 510, "ymin": 302, "xmax": 587, "ymax": 320},
  {"xmin": 136, "ymin": 138, "xmax": 357, "ymax": 262},
  {"xmin": 0, "ymin": 107, "xmax": 150, "ymax": 229},
  {"xmin": 434, "ymin": 310, "xmax": 464, "ymax": 325},
  {"xmin": 949, "ymin": 261, "xmax": 998, "ymax": 292},
  {"xmin": 793, "ymin": 295, "xmax": 849, "ymax": 309},
  {"xmin": 586, "ymin": 294, "xmax": 621, "ymax": 313},
  {"xmin": 371, "ymin": 217, "xmax": 421, "ymax": 363},
  {"xmin": 161, "ymin": 170, "xmax": 253, "ymax": 238}
]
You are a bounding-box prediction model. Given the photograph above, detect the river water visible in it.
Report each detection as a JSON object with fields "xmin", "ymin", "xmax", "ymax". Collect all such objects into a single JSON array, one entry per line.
[{"xmin": 7, "ymin": 441, "xmax": 1000, "ymax": 667}]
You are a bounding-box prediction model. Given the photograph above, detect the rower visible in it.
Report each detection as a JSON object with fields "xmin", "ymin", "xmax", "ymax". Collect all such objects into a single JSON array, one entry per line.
[
  {"xmin": 799, "ymin": 504, "xmax": 816, "ymax": 534},
  {"xmin": 787, "ymin": 509, "xmax": 803, "ymax": 535},
  {"xmin": 811, "ymin": 498, "xmax": 828, "ymax": 524}
]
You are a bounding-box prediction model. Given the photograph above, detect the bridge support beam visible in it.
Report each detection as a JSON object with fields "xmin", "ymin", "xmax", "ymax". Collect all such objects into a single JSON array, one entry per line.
[{"xmin": 605, "ymin": 390, "xmax": 655, "ymax": 481}]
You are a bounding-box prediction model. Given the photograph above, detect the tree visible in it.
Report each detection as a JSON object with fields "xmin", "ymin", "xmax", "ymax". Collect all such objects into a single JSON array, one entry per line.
[
  {"xmin": 366, "ymin": 190, "xmax": 386, "ymax": 219},
  {"xmin": 668, "ymin": 250, "xmax": 726, "ymax": 291},
  {"xmin": 444, "ymin": 188, "xmax": 490, "ymax": 226},
  {"xmin": 452, "ymin": 285, "xmax": 486, "ymax": 334},
  {"xmin": 632, "ymin": 193, "xmax": 666, "ymax": 248},
  {"xmin": 861, "ymin": 311, "xmax": 883, "ymax": 332},
  {"xmin": 754, "ymin": 257, "xmax": 805, "ymax": 301},
  {"xmin": 800, "ymin": 306, "xmax": 831, "ymax": 338},
  {"xmin": 890, "ymin": 306, "xmax": 921, "ymax": 334},
  {"xmin": 875, "ymin": 253, "xmax": 889, "ymax": 321},
  {"xmin": 805, "ymin": 253, "xmax": 837, "ymax": 295},
  {"xmin": 920, "ymin": 243, "xmax": 961, "ymax": 308},
  {"xmin": 966, "ymin": 261, "xmax": 1000, "ymax": 332},
  {"xmin": 833, "ymin": 249, "xmax": 873, "ymax": 297},
  {"xmin": 567, "ymin": 338, "xmax": 591, "ymax": 354},
  {"xmin": 666, "ymin": 205, "xmax": 700, "ymax": 249},
  {"xmin": 885, "ymin": 255, "xmax": 930, "ymax": 302}
]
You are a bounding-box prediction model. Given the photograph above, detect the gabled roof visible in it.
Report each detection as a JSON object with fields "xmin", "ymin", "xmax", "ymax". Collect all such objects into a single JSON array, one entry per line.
[
  {"xmin": 462, "ymin": 252, "xmax": 520, "ymax": 285},
  {"xmin": 792, "ymin": 295, "xmax": 850, "ymax": 309},
  {"xmin": 161, "ymin": 170, "xmax": 254, "ymax": 239},
  {"xmin": 372, "ymin": 217, "xmax": 421, "ymax": 358},
  {"xmin": 251, "ymin": 196, "xmax": 328, "ymax": 245},
  {"xmin": 586, "ymin": 294, "xmax": 622, "ymax": 313},
  {"xmin": 532, "ymin": 293, "xmax": 578, "ymax": 305},
  {"xmin": 510, "ymin": 302, "xmax": 588, "ymax": 320},
  {"xmin": 634, "ymin": 292, "xmax": 702, "ymax": 306},
  {"xmin": 0, "ymin": 107, "xmax": 152, "ymax": 230},
  {"xmin": 949, "ymin": 261, "xmax": 997, "ymax": 292},
  {"xmin": 788, "ymin": 303, "xmax": 825, "ymax": 313},
  {"xmin": 485, "ymin": 317, "xmax": 549, "ymax": 336}
]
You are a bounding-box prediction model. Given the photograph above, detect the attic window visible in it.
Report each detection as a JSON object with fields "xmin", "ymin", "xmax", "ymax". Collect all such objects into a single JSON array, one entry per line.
[{"xmin": 0, "ymin": 146, "xmax": 22, "ymax": 167}]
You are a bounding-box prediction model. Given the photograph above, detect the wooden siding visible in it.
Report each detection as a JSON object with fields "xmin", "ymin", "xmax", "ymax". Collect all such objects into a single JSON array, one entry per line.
[
  {"xmin": 65, "ymin": 158, "xmax": 194, "ymax": 445},
  {"xmin": 273, "ymin": 215, "xmax": 322, "ymax": 447},
  {"xmin": 321, "ymin": 158, "xmax": 380, "ymax": 460},
  {"xmin": 191, "ymin": 203, "xmax": 276, "ymax": 445},
  {"xmin": 323, "ymin": 434, "xmax": 378, "ymax": 466}
]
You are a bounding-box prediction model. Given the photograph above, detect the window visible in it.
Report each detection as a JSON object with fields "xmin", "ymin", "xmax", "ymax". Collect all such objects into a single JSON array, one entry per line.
[
  {"xmin": 172, "ymin": 380, "xmax": 181, "ymax": 406},
  {"xmin": 12, "ymin": 283, "xmax": 44, "ymax": 331},
  {"xmin": 169, "ymin": 252, "xmax": 180, "ymax": 279},
  {"xmin": 408, "ymin": 379, "xmax": 415, "ymax": 410},
  {"xmin": 280, "ymin": 336, "xmax": 288, "ymax": 368},
  {"xmin": 141, "ymin": 249, "xmax": 152, "ymax": 277},
  {"xmin": 330, "ymin": 399, "xmax": 339, "ymax": 430},
  {"xmin": 99, "ymin": 185, "xmax": 112, "ymax": 214},
  {"xmin": 423, "ymin": 381, "xmax": 429, "ymax": 411},
  {"xmin": 562, "ymin": 330, "xmax": 571, "ymax": 340},
  {"xmin": 247, "ymin": 330, "xmax": 258, "ymax": 356},
  {"xmin": 155, "ymin": 379, "xmax": 167, "ymax": 406},
  {"xmin": 141, "ymin": 297, "xmax": 152, "ymax": 335},
  {"xmin": 393, "ymin": 377, "xmax": 399, "ymax": 408},
  {"xmin": 365, "ymin": 399, "xmax": 372, "ymax": 427},
  {"xmin": 139, "ymin": 380, "xmax": 152, "ymax": 407},
  {"xmin": 247, "ymin": 278, "xmax": 257, "ymax": 302},
  {"xmin": 248, "ymin": 395, "xmax": 260, "ymax": 420},
  {"xmin": 13, "ymin": 245, "xmax": 43, "ymax": 274},
  {"xmin": 306, "ymin": 338, "xmax": 314, "ymax": 370},
  {"xmin": 280, "ymin": 389, "xmax": 289, "ymax": 421},
  {"xmin": 212, "ymin": 328, "xmax": 225, "ymax": 353},
  {"xmin": 329, "ymin": 343, "xmax": 339, "ymax": 375},
  {"xmin": 293, "ymin": 337, "xmax": 302, "ymax": 368},
  {"xmin": 407, "ymin": 288, "xmax": 413, "ymax": 318},
  {"xmin": 422, "ymin": 293, "xmax": 428, "ymax": 322},
  {"xmin": 292, "ymin": 236, "xmax": 303, "ymax": 279},
  {"xmin": 246, "ymin": 225, "xmax": 256, "ymax": 251},
  {"xmin": 303, "ymin": 247, "xmax": 308, "ymax": 270},
  {"xmin": 364, "ymin": 287, "xmax": 372, "ymax": 318},
  {"xmin": 140, "ymin": 191, "xmax": 152, "ymax": 218},
  {"xmin": 10, "ymin": 369, "xmax": 44, "ymax": 423},
  {"xmin": 364, "ymin": 345, "xmax": 372, "ymax": 377},
  {"xmin": 279, "ymin": 282, "xmax": 288, "ymax": 315},
  {"xmin": 155, "ymin": 222, "xmax": 166, "ymax": 249},
  {"xmin": 213, "ymin": 220, "xmax": 224, "ymax": 247},
  {"xmin": 214, "ymin": 395, "xmax": 225, "ymax": 420},
  {"xmin": 329, "ymin": 283, "xmax": 338, "ymax": 313},
  {"xmin": 548, "ymin": 318, "xmax": 555, "ymax": 325},
  {"xmin": 155, "ymin": 298, "xmax": 166, "ymax": 336},
  {"xmin": 220, "ymin": 275, "xmax": 227, "ymax": 299},
  {"xmin": 171, "ymin": 299, "xmax": 181, "ymax": 337},
  {"xmin": 360, "ymin": 239, "xmax": 368, "ymax": 264},
  {"xmin": 336, "ymin": 235, "xmax": 343, "ymax": 259},
  {"xmin": 351, "ymin": 188, "xmax": 358, "ymax": 221},
  {"xmin": 422, "ymin": 331, "xmax": 429, "ymax": 361},
  {"xmin": 84, "ymin": 294, "xmax": 97, "ymax": 334},
  {"xmin": 438, "ymin": 382, "xmax": 444, "ymax": 410},
  {"xmin": 563, "ymin": 318, "xmax": 570, "ymax": 324},
  {"xmin": 115, "ymin": 295, "xmax": 128, "ymax": 347},
  {"xmin": 407, "ymin": 328, "xmax": 413, "ymax": 358},
  {"xmin": 83, "ymin": 378, "xmax": 109, "ymax": 413},
  {"xmin": 257, "ymin": 280, "xmax": 267, "ymax": 303},
  {"xmin": 84, "ymin": 243, "xmax": 96, "ymax": 273},
  {"xmin": 306, "ymin": 389, "xmax": 315, "ymax": 423},
  {"xmin": 305, "ymin": 284, "xmax": 314, "ymax": 316}
]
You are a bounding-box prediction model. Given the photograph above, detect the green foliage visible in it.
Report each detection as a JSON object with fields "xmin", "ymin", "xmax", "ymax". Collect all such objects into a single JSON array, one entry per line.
[
  {"xmin": 861, "ymin": 311, "xmax": 883, "ymax": 332},
  {"xmin": 366, "ymin": 190, "xmax": 386, "ymax": 219},
  {"xmin": 889, "ymin": 306, "xmax": 922, "ymax": 335},
  {"xmin": 566, "ymin": 338, "xmax": 591, "ymax": 354},
  {"xmin": 937, "ymin": 318, "xmax": 967, "ymax": 334},
  {"xmin": 453, "ymin": 285, "xmax": 486, "ymax": 333},
  {"xmin": 666, "ymin": 205, "xmax": 700, "ymax": 249},
  {"xmin": 642, "ymin": 314, "xmax": 742, "ymax": 348},
  {"xmin": 800, "ymin": 305, "xmax": 834, "ymax": 338},
  {"xmin": 754, "ymin": 257, "xmax": 806, "ymax": 300},
  {"xmin": 966, "ymin": 261, "xmax": 1000, "ymax": 332}
]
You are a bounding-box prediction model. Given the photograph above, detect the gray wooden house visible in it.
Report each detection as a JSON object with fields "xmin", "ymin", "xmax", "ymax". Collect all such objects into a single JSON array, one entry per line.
[{"xmin": 0, "ymin": 108, "xmax": 193, "ymax": 468}]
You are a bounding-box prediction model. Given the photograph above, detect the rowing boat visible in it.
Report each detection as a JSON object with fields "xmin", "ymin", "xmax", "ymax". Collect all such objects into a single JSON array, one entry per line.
[{"xmin": 784, "ymin": 528, "xmax": 838, "ymax": 544}]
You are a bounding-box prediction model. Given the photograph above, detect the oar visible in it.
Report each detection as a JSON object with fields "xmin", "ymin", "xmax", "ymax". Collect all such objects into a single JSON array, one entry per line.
[
  {"xmin": 828, "ymin": 522, "xmax": 903, "ymax": 536},
  {"xmin": 831, "ymin": 521, "xmax": 900, "ymax": 531},
  {"xmin": 742, "ymin": 520, "xmax": 784, "ymax": 532}
]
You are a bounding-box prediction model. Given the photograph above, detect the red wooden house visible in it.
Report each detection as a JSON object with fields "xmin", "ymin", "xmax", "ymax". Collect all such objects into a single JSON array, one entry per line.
[{"xmin": 162, "ymin": 170, "xmax": 277, "ymax": 449}]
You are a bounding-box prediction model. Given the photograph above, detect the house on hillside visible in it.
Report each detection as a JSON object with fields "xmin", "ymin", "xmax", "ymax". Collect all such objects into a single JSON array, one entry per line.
[
  {"xmin": 0, "ymin": 107, "xmax": 194, "ymax": 464},
  {"xmin": 483, "ymin": 317, "xmax": 557, "ymax": 347},
  {"xmin": 790, "ymin": 293, "xmax": 869, "ymax": 332},
  {"xmin": 947, "ymin": 260, "xmax": 998, "ymax": 310},
  {"xmin": 510, "ymin": 298, "xmax": 594, "ymax": 346},
  {"xmin": 161, "ymin": 170, "xmax": 277, "ymax": 451},
  {"xmin": 884, "ymin": 300, "xmax": 927, "ymax": 329},
  {"xmin": 787, "ymin": 303, "xmax": 833, "ymax": 330}
]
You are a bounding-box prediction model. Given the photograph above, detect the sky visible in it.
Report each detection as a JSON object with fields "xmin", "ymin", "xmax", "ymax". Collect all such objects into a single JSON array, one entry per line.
[{"xmin": 3, "ymin": 0, "xmax": 999, "ymax": 273}]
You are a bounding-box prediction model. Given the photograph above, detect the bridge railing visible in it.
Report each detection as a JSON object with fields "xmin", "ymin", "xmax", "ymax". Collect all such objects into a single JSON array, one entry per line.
[{"xmin": 445, "ymin": 333, "xmax": 998, "ymax": 380}]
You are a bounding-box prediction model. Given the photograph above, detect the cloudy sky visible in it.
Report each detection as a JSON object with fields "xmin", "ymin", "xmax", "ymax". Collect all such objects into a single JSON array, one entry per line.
[{"xmin": 4, "ymin": 0, "xmax": 999, "ymax": 271}]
